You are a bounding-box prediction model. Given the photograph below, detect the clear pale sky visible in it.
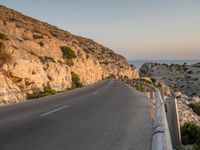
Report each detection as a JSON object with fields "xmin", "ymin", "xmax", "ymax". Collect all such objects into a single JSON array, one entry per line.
[{"xmin": 0, "ymin": 0, "xmax": 200, "ymax": 60}]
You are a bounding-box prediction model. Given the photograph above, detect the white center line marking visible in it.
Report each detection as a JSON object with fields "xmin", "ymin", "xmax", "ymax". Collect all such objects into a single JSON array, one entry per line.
[
  {"xmin": 40, "ymin": 105, "xmax": 70, "ymax": 117},
  {"xmin": 92, "ymin": 91, "xmax": 99, "ymax": 95}
]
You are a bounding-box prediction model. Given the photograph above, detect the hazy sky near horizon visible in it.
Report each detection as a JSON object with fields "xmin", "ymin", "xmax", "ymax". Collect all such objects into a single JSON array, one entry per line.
[{"xmin": 1, "ymin": 0, "xmax": 200, "ymax": 60}]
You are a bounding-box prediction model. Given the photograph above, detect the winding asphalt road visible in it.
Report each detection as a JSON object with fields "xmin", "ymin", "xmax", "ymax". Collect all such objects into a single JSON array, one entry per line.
[{"xmin": 0, "ymin": 79, "xmax": 152, "ymax": 150}]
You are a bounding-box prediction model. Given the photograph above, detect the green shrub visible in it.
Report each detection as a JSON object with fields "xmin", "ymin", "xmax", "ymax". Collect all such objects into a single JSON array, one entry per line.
[
  {"xmin": 183, "ymin": 62, "xmax": 187, "ymax": 66},
  {"xmin": 189, "ymin": 103, "xmax": 200, "ymax": 116},
  {"xmin": 71, "ymin": 72, "xmax": 83, "ymax": 88},
  {"xmin": 162, "ymin": 63, "xmax": 169, "ymax": 67},
  {"xmin": 60, "ymin": 46, "xmax": 76, "ymax": 59},
  {"xmin": 41, "ymin": 84, "xmax": 56, "ymax": 96},
  {"xmin": 140, "ymin": 78, "xmax": 153, "ymax": 85},
  {"xmin": 176, "ymin": 146, "xmax": 184, "ymax": 150},
  {"xmin": 169, "ymin": 64, "xmax": 183, "ymax": 71},
  {"xmin": 27, "ymin": 83, "xmax": 56, "ymax": 99},
  {"xmin": 0, "ymin": 33, "xmax": 7, "ymax": 40},
  {"xmin": 181, "ymin": 122, "xmax": 200, "ymax": 145},
  {"xmin": 39, "ymin": 56, "xmax": 55, "ymax": 64},
  {"xmin": 176, "ymin": 64, "xmax": 182, "ymax": 71},
  {"xmin": 136, "ymin": 86, "xmax": 145, "ymax": 93},
  {"xmin": 154, "ymin": 82, "xmax": 162, "ymax": 88},
  {"xmin": 26, "ymin": 93, "xmax": 40, "ymax": 99},
  {"xmin": 192, "ymin": 141, "xmax": 200, "ymax": 150},
  {"xmin": 170, "ymin": 64, "xmax": 175, "ymax": 67}
]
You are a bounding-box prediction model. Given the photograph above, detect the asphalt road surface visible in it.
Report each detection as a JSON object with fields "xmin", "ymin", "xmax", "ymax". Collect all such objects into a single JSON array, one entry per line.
[{"xmin": 0, "ymin": 79, "xmax": 153, "ymax": 150}]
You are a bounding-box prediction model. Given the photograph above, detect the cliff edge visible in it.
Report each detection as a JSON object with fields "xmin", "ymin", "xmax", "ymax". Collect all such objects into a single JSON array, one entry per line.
[{"xmin": 140, "ymin": 62, "xmax": 200, "ymax": 97}]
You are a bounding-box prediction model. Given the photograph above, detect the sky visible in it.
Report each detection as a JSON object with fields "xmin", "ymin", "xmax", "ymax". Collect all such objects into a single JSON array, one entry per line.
[{"xmin": 0, "ymin": 0, "xmax": 200, "ymax": 60}]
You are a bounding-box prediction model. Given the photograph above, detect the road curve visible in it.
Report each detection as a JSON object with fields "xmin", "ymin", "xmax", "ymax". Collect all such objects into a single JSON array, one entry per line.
[{"xmin": 0, "ymin": 79, "xmax": 152, "ymax": 150}]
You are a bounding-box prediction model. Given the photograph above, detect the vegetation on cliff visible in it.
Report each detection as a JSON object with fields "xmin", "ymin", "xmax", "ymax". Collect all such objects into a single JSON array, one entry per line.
[
  {"xmin": 39, "ymin": 56, "xmax": 56, "ymax": 64},
  {"xmin": 0, "ymin": 32, "xmax": 7, "ymax": 40},
  {"xmin": 71, "ymin": 72, "xmax": 83, "ymax": 88},
  {"xmin": 181, "ymin": 122, "xmax": 200, "ymax": 149},
  {"xmin": 189, "ymin": 103, "xmax": 200, "ymax": 116},
  {"xmin": 27, "ymin": 83, "xmax": 57, "ymax": 99},
  {"xmin": 60, "ymin": 46, "xmax": 76, "ymax": 59}
]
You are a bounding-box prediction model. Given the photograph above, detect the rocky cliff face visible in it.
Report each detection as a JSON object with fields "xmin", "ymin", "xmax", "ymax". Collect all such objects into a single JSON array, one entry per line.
[
  {"xmin": 0, "ymin": 5, "xmax": 138, "ymax": 105},
  {"xmin": 175, "ymin": 92, "xmax": 200, "ymax": 126},
  {"xmin": 140, "ymin": 62, "xmax": 200, "ymax": 97},
  {"xmin": 140, "ymin": 62, "xmax": 200, "ymax": 126}
]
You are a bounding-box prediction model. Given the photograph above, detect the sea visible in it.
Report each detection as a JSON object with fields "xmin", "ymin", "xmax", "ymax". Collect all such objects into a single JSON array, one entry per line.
[{"xmin": 128, "ymin": 60, "xmax": 200, "ymax": 69}]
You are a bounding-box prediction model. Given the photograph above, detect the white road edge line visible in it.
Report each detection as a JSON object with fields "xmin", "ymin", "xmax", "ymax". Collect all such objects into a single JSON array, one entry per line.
[
  {"xmin": 40, "ymin": 105, "xmax": 70, "ymax": 117},
  {"xmin": 92, "ymin": 91, "xmax": 99, "ymax": 95}
]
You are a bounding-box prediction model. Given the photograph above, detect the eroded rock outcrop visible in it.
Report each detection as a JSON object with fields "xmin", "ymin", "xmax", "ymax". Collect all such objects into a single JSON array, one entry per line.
[
  {"xmin": 140, "ymin": 64, "xmax": 200, "ymax": 126},
  {"xmin": 0, "ymin": 74, "xmax": 25, "ymax": 105},
  {"xmin": 0, "ymin": 5, "xmax": 139, "ymax": 105},
  {"xmin": 175, "ymin": 92, "xmax": 200, "ymax": 126},
  {"xmin": 140, "ymin": 62, "xmax": 200, "ymax": 97}
]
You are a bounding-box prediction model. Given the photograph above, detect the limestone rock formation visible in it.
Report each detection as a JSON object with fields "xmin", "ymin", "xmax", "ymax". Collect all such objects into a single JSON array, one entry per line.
[
  {"xmin": 176, "ymin": 94, "xmax": 200, "ymax": 126},
  {"xmin": 140, "ymin": 62, "xmax": 200, "ymax": 97},
  {"xmin": 0, "ymin": 5, "xmax": 138, "ymax": 105},
  {"xmin": 140, "ymin": 64, "xmax": 200, "ymax": 126},
  {"xmin": 0, "ymin": 74, "xmax": 25, "ymax": 105}
]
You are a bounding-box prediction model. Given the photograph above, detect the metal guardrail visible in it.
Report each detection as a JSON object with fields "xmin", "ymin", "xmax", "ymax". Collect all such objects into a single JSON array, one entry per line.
[{"xmin": 128, "ymin": 80, "xmax": 173, "ymax": 150}]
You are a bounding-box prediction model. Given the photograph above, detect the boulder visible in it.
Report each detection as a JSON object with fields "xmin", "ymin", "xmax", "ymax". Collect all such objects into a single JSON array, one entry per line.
[
  {"xmin": 174, "ymin": 91, "xmax": 182, "ymax": 98},
  {"xmin": 0, "ymin": 74, "xmax": 25, "ymax": 105}
]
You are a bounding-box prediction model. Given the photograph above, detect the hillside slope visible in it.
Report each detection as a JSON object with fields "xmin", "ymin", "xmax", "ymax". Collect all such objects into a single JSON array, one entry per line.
[
  {"xmin": 140, "ymin": 62, "xmax": 200, "ymax": 97},
  {"xmin": 0, "ymin": 5, "xmax": 138, "ymax": 105}
]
